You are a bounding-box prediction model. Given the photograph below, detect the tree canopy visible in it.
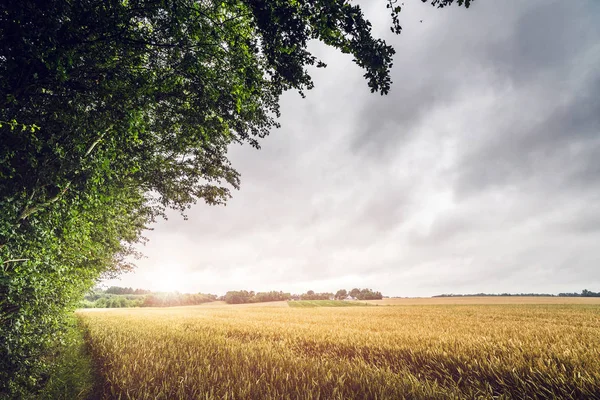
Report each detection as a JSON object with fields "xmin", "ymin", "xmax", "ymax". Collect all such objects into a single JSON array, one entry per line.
[{"xmin": 0, "ymin": 0, "xmax": 472, "ymax": 395}]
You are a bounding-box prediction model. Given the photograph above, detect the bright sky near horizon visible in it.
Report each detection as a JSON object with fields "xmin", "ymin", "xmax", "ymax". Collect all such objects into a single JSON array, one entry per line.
[{"xmin": 105, "ymin": 0, "xmax": 600, "ymax": 297}]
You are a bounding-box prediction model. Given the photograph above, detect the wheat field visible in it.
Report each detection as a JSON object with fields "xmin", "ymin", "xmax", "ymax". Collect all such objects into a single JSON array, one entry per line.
[
  {"xmin": 366, "ymin": 296, "xmax": 600, "ymax": 306},
  {"xmin": 77, "ymin": 302, "xmax": 600, "ymax": 399}
]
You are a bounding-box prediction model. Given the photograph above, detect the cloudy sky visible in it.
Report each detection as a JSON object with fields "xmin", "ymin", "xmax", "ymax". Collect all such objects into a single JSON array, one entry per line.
[{"xmin": 106, "ymin": 0, "xmax": 600, "ymax": 297}]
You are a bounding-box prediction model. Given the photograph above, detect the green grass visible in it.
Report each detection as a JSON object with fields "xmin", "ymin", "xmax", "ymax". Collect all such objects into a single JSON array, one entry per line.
[
  {"xmin": 288, "ymin": 300, "xmax": 371, "ymax": 308},
  {"xmin": 38, "ymin": 315, "xmax": 98, "ymax": 400}
]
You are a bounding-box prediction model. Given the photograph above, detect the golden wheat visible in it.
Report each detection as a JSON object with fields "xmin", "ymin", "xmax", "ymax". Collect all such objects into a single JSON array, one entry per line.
[{"xmin": 77, "ymin": 303, "xmax": 600, "ymax": 399}]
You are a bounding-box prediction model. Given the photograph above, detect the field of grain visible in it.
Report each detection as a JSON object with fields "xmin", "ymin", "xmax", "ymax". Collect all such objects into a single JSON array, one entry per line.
[
  {"xmin": 288, "ymin": 300, "xmax": 370, "ymax": 307},
  {"xmin": 77, "ymin": 303, "xmax": 600, "ymax": 399},
  {"xmin": 366, "ymin": 296, "xmax": 600, "ymax": 306}
]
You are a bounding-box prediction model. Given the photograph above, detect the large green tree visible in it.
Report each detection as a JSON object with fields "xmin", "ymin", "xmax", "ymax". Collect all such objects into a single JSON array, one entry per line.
[{"xmin": 0, "ymin": 0, "xmax": 472, "ymax": 395}]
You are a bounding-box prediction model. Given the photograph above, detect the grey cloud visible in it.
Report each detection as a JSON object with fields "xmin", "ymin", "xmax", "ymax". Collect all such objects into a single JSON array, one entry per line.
[
  {"xmin": 485, "ymin": 1, "xmax": 600, "ymax": 85},
  {"xmin": 454, "ymin": 66, "xmax": 600, "ymax": 197},
  {"xmin": 449, "ymin": 1, "xmax": 600, "ymax": 198},
  {"xmin": 351, "ymin": 0, "xmax": 531, "ymax": 160}
]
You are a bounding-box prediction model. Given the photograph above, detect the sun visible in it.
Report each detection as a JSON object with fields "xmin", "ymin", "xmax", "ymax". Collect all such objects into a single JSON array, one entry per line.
[{"xmin": 152, "ymin": 264, "xmax": 187, "ymax": 292}]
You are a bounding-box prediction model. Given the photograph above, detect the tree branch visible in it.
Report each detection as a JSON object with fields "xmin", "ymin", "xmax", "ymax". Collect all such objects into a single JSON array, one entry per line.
[
  {"xmin": 2, "ymin": 258, "xmax": 29, "ymax": 264},
  {"xmin": 17, "ymin": 126, "xmax": 113, "ymax": 221},
  {"xmin": 18, "ymin": 182, "xmax": 72, "ymax": 221}
]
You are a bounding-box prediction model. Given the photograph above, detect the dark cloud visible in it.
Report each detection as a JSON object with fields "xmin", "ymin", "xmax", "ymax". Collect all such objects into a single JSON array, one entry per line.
[
  {"xmin": 486, "ymin": 1, "xmax": 600, "ymax": 84},
  {"xmin": 454, "ymin": 66, "xmax": 600, "ymax": 197}
]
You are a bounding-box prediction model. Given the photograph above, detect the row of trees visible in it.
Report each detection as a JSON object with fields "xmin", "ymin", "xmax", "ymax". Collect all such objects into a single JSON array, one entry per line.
[
  {"xmin": 80, "ymin": 296, "xmax": 144, "ymax": 309},
  {"xmin": 223, "ymin": 290, "xmax": 292, "ymax": 304},
  {"xmin": 558, "ymin": 289, "xmax": 600, "ymax": 297},
  {"xmin": 223, "ymin": 288, "xmax": 384, "ymax": 304},
  {"xmin": 81, "ymin": 287, "xmax": 217, "ymax": 308},
  {"xmin": 141, "ymin": 293, "xmax": 217, "ymax": 307},
  {"xmin": 81, "ymin": 287, "xmax": 385, "ymax": 306},
  {"xmin": 334, "ymin": 288, "xmax": 384, "ymax": 300},
  {"xmin": 434, "ymin": 290, "xmax": 600, "ymax": 298},
  {"xmin": 300, "ymin": 291, "xmax": 334, "ymax": 301},
  {"xmin": 104, "ymin": 286, "xmax": 152, "ymax": 295}
]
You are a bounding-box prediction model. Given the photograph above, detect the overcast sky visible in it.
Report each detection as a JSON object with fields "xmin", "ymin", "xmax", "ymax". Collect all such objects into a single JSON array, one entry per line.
[{"xmin": 106, "ymin": 0, "xmax": 600, "ymax": 297}]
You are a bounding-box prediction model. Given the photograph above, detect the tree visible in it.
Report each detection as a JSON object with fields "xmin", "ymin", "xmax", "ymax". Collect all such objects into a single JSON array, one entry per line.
[
  {"xmin": 346, "ymin": 288, "xmax": 383, "ymax": 300},
  {"xmin": 335, "ymin": 289, "xmax": 348, "ymax": 300},
  {"xmin": 301, "ymin": 291, "xmax": 332, "ymax": 300},
  {"xmin": 0, "ymin": 0, "xmax": 472, "ymax": 395},
  {"xmin": 357, "ymin": 288, "xmax": 383, "ymax": 300},
  {"xmin": 254, "ymin": 291, "xmax": 291, "ymax": 303},
  {"xmin": 224, "ymin": 290, "xmax": 255, "ymax": 304}
]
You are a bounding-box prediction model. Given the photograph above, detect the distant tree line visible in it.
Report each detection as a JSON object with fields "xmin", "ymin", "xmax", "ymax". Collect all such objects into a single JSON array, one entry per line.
[
  {"xmin": 558, "ymin": 289, "xmax": 600, "ymax": 297},
  {"xmin": 434, "ymin": 290, "xmax": 600, "ymax": 298},
  {"xmin": 80, "ymin": 295, "xmax": 145, "ymax": 309},
  {"xmin": 223, "ymin": 288, "xmax": 384, "ymax": 304},
  {"xmin": 333, "ymin": 288, "xmax": 383, "ymax": 300},
  {"xmin": 82, "ymin": 286, "xmax": 386, "ymax": 306},
  {"xmin": 142, "ymin": 293, "xmax": 217, "ymax": 307},
  {"xmin": 80, "ymin": 287, "xmax": 217, "ymax": 308},
  {"xmin": 223, "ymin": 290, "xmax": 292, "ymax": 304},
  {"xmin": 297, "ymin": 290, "xmax": 333, "ymax": 301},
  {"xmin": 105, "ymin": 286, "xmax": 152, "ymax": 295}
]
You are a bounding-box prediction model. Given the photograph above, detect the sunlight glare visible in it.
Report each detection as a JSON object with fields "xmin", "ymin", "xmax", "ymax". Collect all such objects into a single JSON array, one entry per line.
[{"xmin": 152, "ymin": 263, "xmax": 187, "ymax": 292}]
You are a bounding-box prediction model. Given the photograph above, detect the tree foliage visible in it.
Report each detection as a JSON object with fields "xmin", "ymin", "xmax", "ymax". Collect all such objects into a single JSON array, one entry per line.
[
  {"xmin": 559, "ymin": 289, "xmax": 600, "ymax": 298},
  {"xmin": 78, "ymin": 286, "xmax": 217, "ymax": 307},
  {"xmin": 347, "ymin": 288, "xmax": 383, "ymax": 300},
  {"xmin": 0, "ymin": 0, "xmax": 471, "ymax": 395},
  {"xmin": 335, "ymin": 289, "xmax": 348, "ymax": 300},
  {"xmin": 223, "ymin": 290, "xmax": 291, "ymax": 304},
  {"xmin": 224, "ymin": 290, "xmax": 254, "ymax": 304},
  {"xmin": 104, "ymin": 286, "xmax": 152, "ymax": 295},
  {"xmin": 141, "ymin": 292, "xmax": 216, "ymax": 307},
  {"xmin": 300, "ymin": 291, "xmax": 334, "ymax": 301}
]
